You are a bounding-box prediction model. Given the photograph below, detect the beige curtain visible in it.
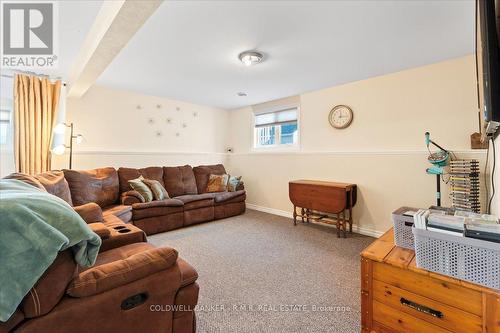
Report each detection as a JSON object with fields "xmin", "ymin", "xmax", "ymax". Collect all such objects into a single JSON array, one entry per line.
[{"xmin": 14, "ymin": 74, "xmax": 61, "ymax": 174}]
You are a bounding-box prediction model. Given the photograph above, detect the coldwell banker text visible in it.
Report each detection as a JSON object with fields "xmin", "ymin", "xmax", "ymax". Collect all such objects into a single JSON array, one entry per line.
[{"xmin": 1, "ymin": 1, "xmax": 58, "ymax": 69}]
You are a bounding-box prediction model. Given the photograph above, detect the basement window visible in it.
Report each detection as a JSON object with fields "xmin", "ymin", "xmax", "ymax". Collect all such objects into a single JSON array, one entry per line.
[
  {"xmin": 0, "ymin": 75, "xmax": 13, "ymax": 147},
  {"xmin": 253, "ymin": 106, "xmax": 299, "ymax": 149},
  {"xmin": 0, "ymin": 109, "xmax": 11, "ymax": 145}
]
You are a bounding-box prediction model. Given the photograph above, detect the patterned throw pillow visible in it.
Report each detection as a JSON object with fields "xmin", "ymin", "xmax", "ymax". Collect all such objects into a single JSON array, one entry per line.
[
  {"xmin": 227, "ymin": 175, "xmax": 242, "ymax": 192},
  {"xmin": 142, "ymin": 179, "xmax": 169, "ymax": 201},
  {"xmin": 128, "ymin": 176, "xmax": 153, "ymax": 202},
  {"xmin": 206, "ymin": 174, "xmax": 229, "ymax": 193}
]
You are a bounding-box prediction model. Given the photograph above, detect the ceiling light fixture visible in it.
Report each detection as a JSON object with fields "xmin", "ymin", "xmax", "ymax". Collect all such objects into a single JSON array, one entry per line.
[
  {"xmin": 237, "ymin": 92, "xmax": 247, "ymax": 97},
  {"xmin": 238, "ymin": 51, "xmax": 263, "ymax": 66}
]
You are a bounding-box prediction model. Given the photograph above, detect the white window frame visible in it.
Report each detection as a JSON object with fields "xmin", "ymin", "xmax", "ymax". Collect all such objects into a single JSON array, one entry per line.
[
  {"xmin": 252, "ymin": 104, "xmax": 300, "ymax": 151},
  {"xmin": 0, "ymin": 98, "xmax": 13, "ymax": 151}
]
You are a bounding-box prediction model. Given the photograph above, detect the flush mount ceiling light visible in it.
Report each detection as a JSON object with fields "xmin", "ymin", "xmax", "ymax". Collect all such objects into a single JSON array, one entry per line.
[{"xmin": 238, "ymin": 51, "xmax": 263, "ymax": 66}]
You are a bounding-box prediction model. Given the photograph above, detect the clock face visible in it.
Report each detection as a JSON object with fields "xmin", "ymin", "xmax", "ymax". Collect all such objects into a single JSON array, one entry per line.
[{"xmin": 329, "ymin": 105, "xmax": 353, "ymax": 129}]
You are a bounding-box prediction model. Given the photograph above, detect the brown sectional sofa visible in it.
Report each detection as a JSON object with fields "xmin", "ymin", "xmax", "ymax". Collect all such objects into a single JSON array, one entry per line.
[
  {"xmin": 2, "ymin": 163, "xmax": 244, "ymax": 333},
  {"xmin": 8, "ymin": 163, "xmax": 246, "ymax": 235},
  {"xmin": 116, "ymin": 164, "xmax": 246, "ymax": 235},
  {"xmin": 1, "ymin": 172, "xmax": 200, "ymax": 333},
  {"xmin": 1, "ymin": 242, "xmax": 200, "ymax": 333}
]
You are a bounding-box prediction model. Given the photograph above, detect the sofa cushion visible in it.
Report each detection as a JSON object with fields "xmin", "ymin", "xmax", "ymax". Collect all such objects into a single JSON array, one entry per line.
[
  {"xmin": 33, "ymin": 171, "xmax": 73, "ymax": 205},
  {"xmin": 174, "ymin": 193, "xmax": 215, "ymax": 210},
  {"xmin": 214, "ymin": 190, "xmax": 246, "ymax": 204},
  {"xmin": 132, "ymin": 199, "xmax": 184, "ymax": 209},
  {"xmin": 184, "ymin": 198, "xmax": 214, "ymax": 210},
  {"xmin": 206, "ymin": 174, "xmax": 229, "ymax": 193},
  {"xmin": 5, "ymin": 171, "xmax": 74, "ymax": 205},
  {"xmin": 131, "ymin": 199, "xmax": 184, "ymax": 220},
  {"xmin": 128, "ymin": 176, "xmax": 153, "ymax": 202},
  {"xmin": 91, "ymin": 242, "xmax": 155, "ymax": 266},
  {"xmin": 67, "ymin": 246, "xmax": 178, "ymax": 297},
  {"xmin": 118, "ymin": 167, "xmax": 164, "ymax": 194},
  {"xmin": 174, "ymin": 193, "xmax": 216, "ymax": 203},
  {"xmin": 163, "ymin": 165, "xmax": 198, "ymax": 197},
  {"xmin": 142, "ymin": 179, "xmax": 169, "ymax": 200},
  {"xmin": 227, "ymin": 175, "xmax": 242, "ymax": 192},
  {"xmin": 102, "ymin": 204, "xmax": 133, "ymax": 223},
  {"xmin": 21, "ymin": 250, "xmax": 77, "ymax": 318},
  {"xmin": 192, "ymin": 164, "xmax": 227, "ymax": 194},
  {"xmin": 3, "ymin": 173, "xmax": 45, "ymax": 191},
  {"xmin": 63, "ymin": 167, "xmax": 119, "ymax": 207}
]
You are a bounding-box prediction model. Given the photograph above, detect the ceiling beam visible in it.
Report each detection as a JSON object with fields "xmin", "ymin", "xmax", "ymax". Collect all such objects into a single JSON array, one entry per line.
[{"xmin": 67, "ymin": 0, "xmax": 162, "ymax": 98}]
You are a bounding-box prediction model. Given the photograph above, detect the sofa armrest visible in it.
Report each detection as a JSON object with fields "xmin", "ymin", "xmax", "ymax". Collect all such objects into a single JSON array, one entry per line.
[
  {"xmin": 121, "ymin": 190, "xmax": 145, "ymax": 205},
  {"xmin": 88, "ymin": 222, "xmax": 111, "ymax": 239},
  {"xmin": 67, "ymin": 247, "xmax": 178, "ymax": 297},
  {"xmin": 74, "ymin": 203, "xmax": 103, "ymax": 223},
  {"xmin": 236, "ymin": 181, "xmax": 245, "ymax": 191}
]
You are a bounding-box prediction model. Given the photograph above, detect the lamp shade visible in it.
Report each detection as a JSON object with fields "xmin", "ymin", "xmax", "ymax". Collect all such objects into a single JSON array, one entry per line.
[
  {"xmin": 75, "ymin": 134, "xmax": 83, "ymax": 144},
  {"xmin": 52, "ymin": 144, "xmax": 66, "ymax": 155},
  {"xmin": 54, "ymin": 123, "xmax": 66, "ymax": 134}
]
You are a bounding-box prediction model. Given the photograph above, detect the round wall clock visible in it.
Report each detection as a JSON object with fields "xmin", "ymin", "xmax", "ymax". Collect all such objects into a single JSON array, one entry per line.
[{"xmin": 328, "ymin": 105, "xmax": 353, "ymax": 129}]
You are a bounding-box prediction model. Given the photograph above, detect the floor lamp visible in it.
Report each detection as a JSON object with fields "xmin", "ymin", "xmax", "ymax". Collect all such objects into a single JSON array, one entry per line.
[{"xmin": 52, "ymin": 123, "xmax": 83, "ymax": 169}]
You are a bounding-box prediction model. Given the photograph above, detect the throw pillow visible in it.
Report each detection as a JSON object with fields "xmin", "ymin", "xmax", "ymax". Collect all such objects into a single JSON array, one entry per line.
[
  {"xmin": 206, "ymin": 174, "xmax": 229, "ymax": 193},
  {"xmin": 227, "ymin": 175, "xmax": 242, "ymax": 192},
  {"xmin": 142, "ymin": 179, "xmax": 169, "ymax": 201},
  {"xmin": 128, "ymin": 176, "xmax": 153, "ymax": 202}
]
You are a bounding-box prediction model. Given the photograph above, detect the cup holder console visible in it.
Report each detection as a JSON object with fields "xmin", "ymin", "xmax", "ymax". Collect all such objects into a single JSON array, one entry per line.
[
  {"xmin": 118, "ymin": 229, "xmax": 131, "ymax": 234},
  {"xmin": 114, "ymin": 226, "xmax": 126, "ymax": 230}
]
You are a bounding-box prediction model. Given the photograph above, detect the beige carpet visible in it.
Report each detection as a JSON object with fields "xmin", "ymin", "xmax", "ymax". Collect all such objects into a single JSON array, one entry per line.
[{"xmin": 149, "ymin": 209, "xmax": 374, "ymax": 333}]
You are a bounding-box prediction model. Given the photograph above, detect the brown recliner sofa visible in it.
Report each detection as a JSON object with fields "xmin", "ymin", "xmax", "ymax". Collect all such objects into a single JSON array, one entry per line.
[
  {"xmin": 2, "ymin": 171, "xmax": 200, "ymax": 333},
  {"xmin": 0, "ymin": 243, "xmax": 199, "ymax": 333},
  {"xmin": 117, "ymin": 164, "xmax": 246, "ymax": 235}
]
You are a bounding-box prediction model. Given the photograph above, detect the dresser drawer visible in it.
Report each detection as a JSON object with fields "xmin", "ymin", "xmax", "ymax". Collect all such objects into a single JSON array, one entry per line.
[
  {"xmin": 373, "ymin": 301, "xmax": 453, "ymax": 333},
  {"xmin": 372, "ymin": 261, "xmax": 482, "ymax": 316},
  {"xmin": 373, "ymin": 280, "xmax": 482, "ymax": 333}
]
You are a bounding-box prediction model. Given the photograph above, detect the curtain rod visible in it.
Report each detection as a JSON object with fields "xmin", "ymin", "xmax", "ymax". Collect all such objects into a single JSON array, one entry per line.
[{"xmin": 0, "ymin": 73, "xmax": 66, "ymax": 86}]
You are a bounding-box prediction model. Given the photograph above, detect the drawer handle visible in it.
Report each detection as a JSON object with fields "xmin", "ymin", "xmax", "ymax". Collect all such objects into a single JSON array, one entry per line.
[{"xmin": 400, "ymin": 298, "xmax": 443, "ymax": 318}]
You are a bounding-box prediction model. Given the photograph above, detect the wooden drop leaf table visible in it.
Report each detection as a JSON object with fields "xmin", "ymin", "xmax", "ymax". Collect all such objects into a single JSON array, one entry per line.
[{"xmin": 288, "ymin": 179, "xmax": 357, "ymax": 238}]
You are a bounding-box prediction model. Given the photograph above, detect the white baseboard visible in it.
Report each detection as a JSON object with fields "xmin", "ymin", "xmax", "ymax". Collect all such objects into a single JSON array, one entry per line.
[{"xmin": 246, "ymin": 203, "xmax": 384, "ymax": 238}]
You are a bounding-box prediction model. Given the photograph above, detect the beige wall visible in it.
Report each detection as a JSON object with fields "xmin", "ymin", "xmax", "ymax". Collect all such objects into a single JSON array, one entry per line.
[
  {"xmin": 227, "ymin": 55, "xmax": 486, "ymax": 236},
  {"xmin": 490, "ymin": 136, "xmax": 500, "ymax": 215},
  {"xmin": 52, "ymin": 85, "xmax": 229, "ymax": 169},
  {"xmin": 52, "ymin": 55, "xmax": 489, "ymax": 235}
]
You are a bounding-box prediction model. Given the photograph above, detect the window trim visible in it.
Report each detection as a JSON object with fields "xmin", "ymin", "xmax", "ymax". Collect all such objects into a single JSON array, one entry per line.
[
  {"xmin": 0, "ymin": 102, "xmax": 13, "ymax": 150},
  {"xmin": 252, "ymin": 105, "xmax": 301, "ymax": 151}
]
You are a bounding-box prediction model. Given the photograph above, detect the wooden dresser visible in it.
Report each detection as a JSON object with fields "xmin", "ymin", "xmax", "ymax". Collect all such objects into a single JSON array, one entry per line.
[{"xmin": 360, "ymin": 228, "xmax": 500, "ymax": 333}]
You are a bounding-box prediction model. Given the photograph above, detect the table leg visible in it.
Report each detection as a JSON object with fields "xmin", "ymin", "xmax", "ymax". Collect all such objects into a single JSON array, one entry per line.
[
  {"xmin": 336, "ymin": 213, "xmax": 341, "ymax": 238},
  {"xmin": 293, "ymin": 205, "xmax": 297, "ymax": 226},
  {"xmin": 301, "ymin": 208, "xmax": 305, "ymax": 223},
  {"xmin": 343, "ymin": 210, "xmax": 347, "ymax": 238},
  {"xmin": 306, "ymin": 209, "xmax": 310, "ymax": 223},
  {"xmin": 349, "ymin": 189, "xmax": 353, "ymax": 233}
]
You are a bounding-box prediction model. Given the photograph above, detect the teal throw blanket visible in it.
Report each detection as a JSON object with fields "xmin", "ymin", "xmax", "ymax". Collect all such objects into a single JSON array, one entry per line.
[{"xmin": 0, "ymin": 179, "xmax": 101, "ymax": 322}]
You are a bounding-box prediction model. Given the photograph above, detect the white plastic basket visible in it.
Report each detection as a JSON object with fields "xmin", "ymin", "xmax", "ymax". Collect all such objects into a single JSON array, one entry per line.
[
  {"xmin": 392, "ymin": 207, "xmax": 417, "ymax": 250},
  {"xmin": 412, "ymin": 227, "xmax": 500, "ymax": 290}
]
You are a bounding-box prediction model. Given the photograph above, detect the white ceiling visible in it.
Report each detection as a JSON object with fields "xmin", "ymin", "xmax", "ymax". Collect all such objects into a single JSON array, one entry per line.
[
  {"xmin": 37, "ymin": 1, "xmax": 103, "ymax": 80},
  {"xmin": 92, "ymin": 0, "xmax": 476, "ymax": 110}
]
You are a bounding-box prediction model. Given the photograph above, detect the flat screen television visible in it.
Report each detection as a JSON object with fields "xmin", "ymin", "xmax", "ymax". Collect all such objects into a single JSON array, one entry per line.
[{"xmin": 476, "ymin": 0, "xmax": 500, "ymax": 139}]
